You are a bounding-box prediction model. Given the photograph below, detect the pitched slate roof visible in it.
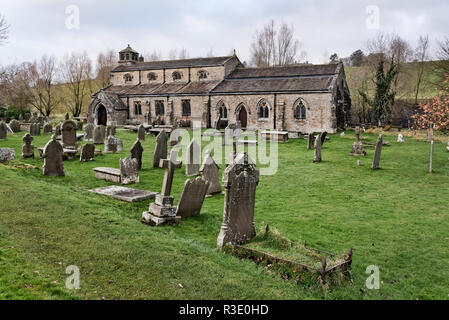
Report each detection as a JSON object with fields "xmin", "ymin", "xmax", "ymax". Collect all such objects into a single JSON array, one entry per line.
[{"xmin": 227, "ymin": 64, "xmax": 340, "ymax": 79}]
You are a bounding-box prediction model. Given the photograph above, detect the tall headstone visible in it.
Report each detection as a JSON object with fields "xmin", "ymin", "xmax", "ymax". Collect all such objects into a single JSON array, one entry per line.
[
  {"xmin": 176, "ymin": 177, "xmax": 209, "ymax": 219},
  {"xmin": 42, "ymin": 135, "xmax": 65, "ymax": 176},
  {"xmin": 61, "ymin": 120, "xmax": 78, "ymax": 150},
  {"xmin": 137, "ymin": 124, "xmax": 146, "ymax": 141},
  {"xmin": 307, "ymin": 133, "xmax": 315, "ymax": 150},
  {"xmin": 80, "ymin": 143, "xmax": 95, "ymax": 162},
  {"xmin": 371, "ymin": 134, "xmax": 383, "ymax": 170},
  {"xmin": 19, "ymin": 114, "xmax": 23, "ymax": 122},
  {"xmin": 199, "ymin": 151, "xmax": 222, "ymax": 196},
  {"xmin": 9, "ymin": 119, "xmax": 21, "ymax": 133},
  {"xmin": 314, "ymin": 134, "xmax": 322, "ymax": 163},
  {"xmin": 29, "ymin": 112, "xmax": 38, "ymax": 123},
  {"xmin": 350, "ymin": 126, "xmax": 366, "ymax": 156},
  {"xmin": 142, "ymin": 150, "xmax": 183, "ymax": 226},
  {"xmin": 43, "ymin": 123, "xmax": 53, "ymax": 134},
  {"xmin": 93, "ymin": 125, "xmax": 105, "ymax": 144},
  {"xmin": 22, "ymin": 133, "xmax": 34, "ymax": 159},
  {"xmin": 120, "ymin": 157, "xmax": 139, "ymax": 184},
  {"xmin": 29, "ymin": 123, "xmax": 40, "ymax": 136},
  {"xmin": 0, "ymin": 121, "xmax": 7, "ymax": 140},
  {"xmin": 217, "ymin": 153, "xmax": 259, "ymax": 248},
  {"xmin": 186, "ymin": 139, "xmax": 200, "ymax": 176},
  {"xmin": 153, "ymin": 129, "xmax": 167, "ymax": 168},
  {"xmin": 130, "ymin": 139, "xmax": 143, "ymax": 170},
  {"xmin": 320, "ymin": 131, "xmax": 328, "ymax": 146},
  {"xmin": 84, "ymin": 123, "xmax": 94, "ymax": 141}
]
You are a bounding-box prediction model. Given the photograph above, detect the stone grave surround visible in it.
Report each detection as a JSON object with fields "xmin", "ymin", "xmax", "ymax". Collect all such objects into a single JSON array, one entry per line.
[
  {"xmin": 93, "ymin": 157, "xmax": 139, "ymax": 185},
  {"xmin": 217, "ymin": 153, "xmax": 259, "ymax": 248},
  {"xmin": 199, "ymin": 151, "xmax": 222, "ymax": 196},
  {"xmin": 80, "ymin": 144, "xmax": 95, "ymax": 162},
  {"xmin": 42, "ymin": 135, "xmax": 65, "ymax": 177},
  {"xmin": 22, "ymin": 133, "xmax": 35, "ymax": 159},
  {"xmin": 176, "ymin": 177, "xmax": 209, "ymax": 219}
]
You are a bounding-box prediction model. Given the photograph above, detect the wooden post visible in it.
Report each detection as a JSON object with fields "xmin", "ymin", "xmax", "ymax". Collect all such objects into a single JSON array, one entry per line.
[
  {"xmin": 429, "ymin": 140, "xmax": 434, "ymax": 173},
  {"xmin": 321, "ymin": 258, "xmax": 327, "ymax": 284}
]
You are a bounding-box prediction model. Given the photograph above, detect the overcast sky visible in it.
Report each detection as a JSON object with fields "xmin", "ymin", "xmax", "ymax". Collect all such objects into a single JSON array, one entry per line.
[{"xmin": 1, "ymin": 0, "xmax": 448, "ymax": 66}]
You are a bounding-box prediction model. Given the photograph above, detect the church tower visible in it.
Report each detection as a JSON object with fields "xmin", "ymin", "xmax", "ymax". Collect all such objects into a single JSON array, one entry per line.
[{"xmin": 118, "ymin": 44, "xmax": 143, "ymax": 65}]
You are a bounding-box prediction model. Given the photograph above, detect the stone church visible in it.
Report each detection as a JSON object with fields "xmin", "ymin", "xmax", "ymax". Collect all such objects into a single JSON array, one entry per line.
[{"xmin": 88, "ymin": 45, "xmax": 351, "ymax": 134}]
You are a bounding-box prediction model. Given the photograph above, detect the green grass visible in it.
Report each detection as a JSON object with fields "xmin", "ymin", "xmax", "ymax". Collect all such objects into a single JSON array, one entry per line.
[{"xmin": 1, "ymin": 128, "xmax": 449, "ymax": 300}]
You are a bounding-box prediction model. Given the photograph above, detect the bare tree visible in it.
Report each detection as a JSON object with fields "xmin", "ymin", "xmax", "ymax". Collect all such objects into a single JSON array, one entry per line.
[
  {"xmin": 434, "ymin": 35, "xmax": 449, "ymax": 84},
  {"xmin": 206, "ymin": 48, "xmax": 214, "ymax": 57},
  {"xmin": 276, "ymin": 22, "xmax": 300, "ymax": 66},
  {"xmin": 413, "ymin": 35, "xmax": 430, "ymax": 105},
  {"xmin": 60, "ymin": 52, "xmax": 93, "ymax": 117},
  {"xmin": 0, "ymin": 63, "xmax": 33, "ymax": 113},
  {"xmin": 168, "ymin": 49, "xmax": 178, "ymax": 60},
  {"xmin": 0, "ymin": 14, "xmax": 9, "ymax": 45},
  {"xmin": 96, "ymin": 50, "xmax": 116, "ymax": 88},
  {"xmin": 250, "ymin": 20, "xmax": 276, "ymax": 67},
  {"xmin": 178, "ymin": 48, "xmax": 189, "ymax": 60},
  {"xmin": 144, "ymin": 49, "xmax": 163, "ymax": 62}
]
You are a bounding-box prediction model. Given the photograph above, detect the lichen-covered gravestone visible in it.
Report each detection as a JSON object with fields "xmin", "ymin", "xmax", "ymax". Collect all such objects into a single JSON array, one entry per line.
[
  {"xmin": 42, "ymin": 135, "xmax": 65, "ymax": 176},
  {"xmin": 313, "ymin": 134, "xmax": 322, "ymax": 163},
  {"xmin": 84, "ymin": 123, "xmax": 94, "ymax": 141},
  {"xmin": 120, "ymin": 157, "xmax": 139, "ymax": 184},
  {"xmin": 153, "ymin": 129, "xmax": 167, "ymax": 168},
  {"xmin": 176, "ymin": 177, "xmax": 209, "ymax": 219},
  {"xmin": 93, "ymin": 125, "xmax": 105, "ymax": 144},
  {"xmin": 0, "ymin": 121, "xmax": 7, "ymax": 140},
  {"xmin": 199, "ymin": 151, "xmax": 222, "ymax": 196},
  {"xmin": 0, "ymin": 148, "xmax": 15, "ymax": 162},
  {"xmin": 30, "ymin": 123, "xmax": 41, "ymax": 136},
  {"xmin": 137, "ymin": 124, "xmax": 146, "ymax": 141},
  {"xmin": 22, "ymin": 133, "xmax": 34, "ymax": 159},
  {"xmin": 80, "ymin": 144, "xmax": 95, "ymax": 162},
  {"xmin": 104, "ymin": 135, "xmax": 118, "ymax": 153},
  {"xmin": 43, "ymin": 123, "xmax": 53, "ymax": 134},
  {"xmin": 130, "ymin": 139, "xmax": 143, "ymax": 170},
  {"xmin": 9, "ymin": 120, "xmax": 21, "ymax": 133},
  {"xmin": 186, "ymin": 139, "xmax": 200, "ymax": 176},
  {"xmin": 307, "ymin": 133, "xmax": 315, "ymax": 150},
  {"xmin": 217, "ymin": 153, "xmax": 259, "ymax": 248},
  {"xmin": 107, "ymin": 124, "xmax": 116, "ymax": 137},
  {"xmin": 371, "ymin": 134, "xmax": 383, "ymax": 170},
  {"xmin": 61, "ymin": 120, "xmax": 77, "ymax": 150}
]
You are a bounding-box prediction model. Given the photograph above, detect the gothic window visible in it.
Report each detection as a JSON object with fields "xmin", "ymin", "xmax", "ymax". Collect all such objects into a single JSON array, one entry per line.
[
  {"xmin": 155, "ymin": 100, "xmax": 165, "ymax": 116},
  {"xmin": 198, "ymin": 70, "xmax": 208, "ymax": 79},
  {"xmin": 257, "ymin": 100, "xmax": 269, "ymax": 119},
  {"xmin": 134, "ymin": 101, "xmax": 142, "ymax": 115},
  {"xmin": 182, "ymin": 100, "xmax": 191, "ymax": 116},
  {"xmin": 147, "ymin": 72, "xmax": 157, "ymax": 81},
  {"xmin": 124, "ymin": 73, "xmax": 133, "ymax": 83},
  {"xmin": 218, "ymin": 101, "xmax": 228, "ymax": 119},
  {"xmin": 294, "ymin": 100, "xmax": 307, "ymax": 120},
  {"xmin": 172, "ymin": 71, "xmax": 182, "ymax": 81}
]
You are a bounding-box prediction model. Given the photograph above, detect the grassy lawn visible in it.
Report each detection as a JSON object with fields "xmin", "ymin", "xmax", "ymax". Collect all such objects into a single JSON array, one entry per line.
[{"xmin": 1, "ymin": 128, "xmax": 448, "ymax": 300}]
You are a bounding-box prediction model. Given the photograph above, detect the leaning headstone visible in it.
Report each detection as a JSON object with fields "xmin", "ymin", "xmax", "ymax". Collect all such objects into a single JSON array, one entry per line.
[
  {"xmin": 307, "ymin": 133, "xmax": 315, "ymax": 150},
  {"xmin": 153, "ymin": 129, "xmax": 168, "ymax": 168},
  {"xmin": 314, "ymin": 134, "xmax": 322, "ymax": 163},
  {"xmin": 199, "ymin": 151, "xmax": 222, "ymax": 196},
  {"xmin": 186, "ymin": 139, "xmax": 200, "ymax": 176},
  {"xmin": 0, "ymin": 148, "xmax": 15, "ymax": 162},
  {"xmin": 217, "ymin": 153, "xmax": 259, "ymax": 248},
  {"xmin": 350, "ymin": 126, "xmax": 366, "ymax": 156},
  {"xmin": 42, "ymin": 135, "xmax": 65, "ymax": 176},
  {"xmin": 320, "ymin": 131, "xmax": 328, "ymax": 146},
  {"xmin": 93, "ymin": 125, "xmax": 105, "ymax": 144},
  {"xmin": 61, "ymin": 120, "xmax": 78, "ymax": 150},
  {"xmin": 371, "ymin": 134, "xmax": 383, "ymax": 170},
  {"xmin": 84, "ymin": 123, "xmax": 94, "ymax": 141},
  {"xmin": 0, "ymin": 121, "xmax": 7, "ymax": 140},
  {"xmin": 130, "ymin": 139, "xmax": 143, "ymax": 170},
  {"xmin": 43, "ymin": 123, "xmax": 53, "ymax": 134},
  {"xmin": 142, "ymin": 150, "xmax": 182, "ymax": 226},
  {"xmin": 80, "ymin": 144, "xmax": 95, "ymax": 162},
  {"xmin": 9, "ymin": 119, "xmax": 21, "ymax": 133},
  {"xmin": 120, "ymin": 157, "xmax": 139, "ymax": 184},
  {"xmin": 22, "ymin": 133, "xmax": 34, "ymax": 159},
  {"xmin": 104, "ymin": 135, "xmax": 118, "ymax": 153},
  {"xmin": 137, "ymin": 124, "xmax": 146, "ymax": 141},
  {"xmin": 176, "ymin": 177, "xmax": 209, "ymax": 219},
  {"xmin": 397, "ymin": 133, "xmax": 404, "ymax": 143}
]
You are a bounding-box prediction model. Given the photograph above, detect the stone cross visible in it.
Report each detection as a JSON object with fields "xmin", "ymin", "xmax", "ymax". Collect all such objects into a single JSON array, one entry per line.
[
  {"xmin": 160, "ymin": 150, "xmax": 182, "ymax": 197},
  {"xmin": 22, "ymin": 133, "xmax": 34, "ymax": 159},
  {"xmin": 314, "ymin": 134, "xmax": 322, "ymax": 163},
  {"xmin": 371, "ymin": 134, "xmax": 383, "ymax": 170},
  {"xmin": 186, "ymin": 139, "xmax": 200, "ymax": 176}
]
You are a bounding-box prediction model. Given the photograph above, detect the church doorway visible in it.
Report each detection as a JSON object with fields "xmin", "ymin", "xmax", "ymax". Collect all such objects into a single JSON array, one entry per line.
[
  {"xmin": 97, "ymin": 105, "xmax": 107, "ymax": 126},
  {"xmin": 238, "ymin": 107, "xmax": 247, "ymax": 129}
]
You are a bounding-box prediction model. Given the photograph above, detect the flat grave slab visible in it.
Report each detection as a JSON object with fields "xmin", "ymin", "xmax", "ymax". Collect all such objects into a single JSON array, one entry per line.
[
  {"xmin": 260, "ymin": 130, "xmax": 289, "ymax": 143},
  {"xmin": 89, "ymin": 186, "xmax": 157, "ymax": 202}
]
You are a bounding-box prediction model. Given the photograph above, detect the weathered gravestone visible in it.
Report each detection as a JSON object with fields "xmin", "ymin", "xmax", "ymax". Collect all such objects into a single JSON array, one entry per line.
[
  {"xmin": 84, "ymin": 123, "xmax": 94, "ymax": 141},
  {"xmin": 61, "ymin": 120, "xmax": 78, "ymax": 150},
  {"xmin": 93, "ymin": 125, "xmax": 105, "ymax": 144},
  {"xmin": 107, "ymin": 124, "xmax": 116, "ymax": 137},
  {"xmin": 19, "ymin": 114, "xmax": 23, "ymax": 122},
  {"xmin": 137, "ymin": 124, "xmax": 146, "ymax": 141},
  {"xmin": 0, "ymin": 121, "xmax": 7, "ymax": 140},
  {"xmin": 0, "ymin": 148, "xmax": 15, "ymax": 162},
  {"xmin": 307, "ymin": 133, "xmax": 315, "ymax": 150},
  {"xmin": 314, "ymin": 134, "xmax": 322, "ymax": 163},
  {"xmin": 104, "ymin": 135, "xmax": 118, "ymax": 153},
  {"xmin": 42, "ymin": 135, "xmax": 65, "ymax": 176},
  {"xmin": 65, "ymin": 113, "xmax": 70, "ymax": 120},
  {"xmin": 153, "ymin": 129, "xmax": 168, "ymax": 168},
  {"xmin": 371, "ymin": 134, "xmax": 383, "ymax": 170},
  {"xmin": 142, "ymin": 150, "xmax": 182, "ymax": 226},
  {"xmin": 176, "ymin": 177, "xmax": 209, "ymax": 219},
  {"xmin": 9, "ymin": 120, "xmax": 21, "ymax": 133},
  {"xmin": 186, "ymin": 139, "xmax": 200, "ymax": 176},
  {"xmin": 43, "ymin": 123, "xmax": 53, "ymax": 134},
  {"xmin": 89, "ymin": 186, "xmax": 157, "ymax": 203},
  {"xmin": 29, "ymin": 112, "xmax": 38, "ymax": 123},
  {"xmin": 22, "ymin": 133, "xmax": 34, "ymax": 159},
  {"xmin": 350, "ymin": 126, "xmax": 366, "ymax": 156},
  {"xmin": 120, "ymin": 157, "xmax": 139, "ymax": 184},
  {"xmin": 24, "ymin": 113, "xmax": 31, "ymax": 122},
  {"xmin": 320, "ymin": 131, "xmax": 328, "ymax": 146},
  {"xmin": 80, "ymin": 144, "xmax": 95, "ymax": 162},
  {"xmin": 55, "ymin": 123, "xmax": 62, "ymax": 136},
  {"xmin": 130, "ymin": 139, "xmax": 143, "ymax": 170},
  {"xmin": 217, "ymin": 153, "xmax": 259, "ymax": 248},
  {"xmin": 199, "ymin": 151, "xmax": 222, "ymax": 196},
  {"xmin": 30, "ymin": 123, "xmax": 41, "ymax": 136}
]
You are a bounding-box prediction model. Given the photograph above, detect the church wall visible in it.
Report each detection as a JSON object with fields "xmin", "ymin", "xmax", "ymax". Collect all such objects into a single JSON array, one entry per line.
[
  {"xmin": 110, "ymin": 70, "xmax": 140, "ymax": 86},
  {"xmin": 165, "ymin": 68, "xmax": 190, "ymax": 84},
  {"xmin": 190, "ymin": 66, "xmax": 225, "ymax": 82},
  {"xmin": 141, "ymin": 69, "xmax": 165, "ymax": 84}
]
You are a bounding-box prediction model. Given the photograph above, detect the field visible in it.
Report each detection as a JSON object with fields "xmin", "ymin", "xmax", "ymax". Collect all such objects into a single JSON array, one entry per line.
[{"xmin": 1, "ymin": 128, "xmax": 449, "ymax": 300}]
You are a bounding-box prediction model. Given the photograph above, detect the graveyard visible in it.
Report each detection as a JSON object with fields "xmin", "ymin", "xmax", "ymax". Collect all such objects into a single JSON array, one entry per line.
[{"xmin": 1, "ymin": 126, "xmax": 449, "ymax": 300}]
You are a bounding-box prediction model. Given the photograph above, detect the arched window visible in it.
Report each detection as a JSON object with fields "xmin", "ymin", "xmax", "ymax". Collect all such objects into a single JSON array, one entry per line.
[
  {"xmin": 124, "ymin": 73, "xmax": 133, "ymax": 83},
  {"xmin": 155, "ymin": 100, "xmax": 165, "ymax": 116},
  {"xmin": 182, "ymin": 100, "xmax": 191, "ymax": 116},
  {"xmin": 257, "ymin": 100, "xmax": 269, "ymax": 119},
  {"xmin": 172, "ymin": 71, "xmax": 182, "ymax": 81},
  {"xmin": 198, "ymin": 70, "xmax": 208, "ymax": 79},
  {"xmin": 294, "ymin": 100, "xmax": 307, "ymax": 120},
  {"xmin": 147, "ymin": 72, "xmax": 157, "ymax": 81},
  {"xmin": 217, "ymin": 101, "xmax": 228, "ymax": 119},
  {"xmin": 134, "ymin": 101, "xmax": 142, "ymax": 115}
]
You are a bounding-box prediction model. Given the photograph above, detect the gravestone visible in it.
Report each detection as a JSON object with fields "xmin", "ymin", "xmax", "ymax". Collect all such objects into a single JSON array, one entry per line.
[
  {"xmin": 314, "ymin": 134, "xmax": 322, "ymax": 163},
  {"xmin": 65, "ymin": 113, "xmax": 69, "ymax": 120},
  {"xmin": 307, "ymin": 133, "xmax": 315, "ymax": 150},
  {"xmin": 371, "ymin": 134, "xmax": 383, "ymax": 170},
  {"xmin": 186, "ymin": 139, "xmax": 200, "ymax": 176},
  {"xmin": 176, "ymin": 177, "xmax": 209, "ymax": 219},
  {"xmin": 107, "ymin": 124, "xmax": 116, "ymax": 137},
  {"xmin": 22, "ymin": 133, "xmax": 34, "ymax": 159},
  {"xmin": 19, "ymin": 114, "xmax": 23, "ymax": 122},
  {"xmin": 104, "ymin": 135, "xmax": 118, "ymax": 153},
  {"xmin": 77, "ymin": 121, "xmax": 83, "ymax": 131},
  {"xmin": 320, "ymin": 131, "xmax": 328, "ymax": 146},
  {"xmin": 30, "ymin": 123, "xmax": 40, "ymax": 136},
  {"xmin": 84, "ymin": 123, "xmax": 94, "ymax": 141},
  {"xmin": 89, "ymin": 186, "xmax": 157, "ymax": 203},
  {"xmin": 93, "ymin": 125, "xmax": 105, "ymax": 144},
  {"xmin": 199, "ymin": 151, "xmax": 222, "ymax": 196},
  {"xmin": 29, "ymin": 112, "xmax": 38, "ymax": 123},
  {"xmin": 42, "ymin": 135, "xmax": 65, "ymax": 176},
  {"xmin": 120, "ymin": 157, "xmax": 139, "ymax": 184},
  {"xmin": 24, "ymin": 113, "xmax": 31, "ymax": 122},
  {"xmin": 80, "ymin": 144, "xmax": 95, "ymax": 162},
  {"xmin": 0, "ymin": 148, "xmax": 15, "ymax": 162},
  {"xmin": 43, "ymin": 123, "xmax": 53, "ymax": 134},
  {"xmin": 137, "ymin": 124, "xmax": 146, "ymax": 141},
  {"xmin": 142, "ymin": 150, "xmax": 182, "ymax": 226},
  {"xmin": 61, "ymin": 120, "xmax": 78, "ymax": 150},
  {"xmin": 0, "ymin": 121, "xmax": 7, "ymax": 140},
  {"xmin": 397, "ymin": 133, "xmax": 404, "ymax": 143},
  {"xmin": 217, "ymin": 153, "xmax": 259, "ymax": 248},
  {"xmin": 350, "ymin": 126, "xmax": 366, "ymax": 156},
  {"xmin": 130, "ymin": 139, "xmax": 143, "ymax": 170},
  {"xmin": 153, "ymin": 129, "xmax": 168, "ymax": 168},
  {"xmin": 9, "ymin": 119, "xmax": 21, "ymax": 132},
  {"xmin": 55, "ymin": 123, "xmax": 62, "ymax": 136}
]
